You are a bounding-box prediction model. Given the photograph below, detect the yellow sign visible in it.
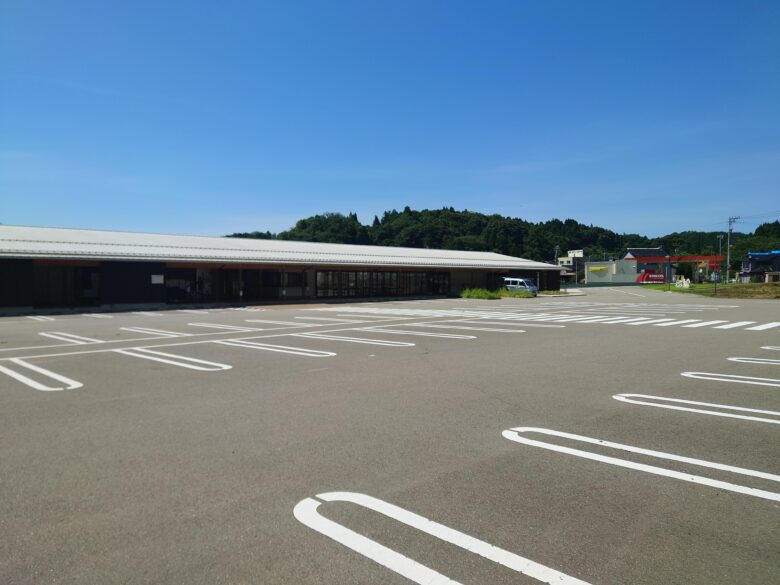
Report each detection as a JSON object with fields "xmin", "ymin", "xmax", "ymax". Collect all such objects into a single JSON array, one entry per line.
[{"xmin": 589, "ymin": 267, "xmax": 608, "ymax": 272}]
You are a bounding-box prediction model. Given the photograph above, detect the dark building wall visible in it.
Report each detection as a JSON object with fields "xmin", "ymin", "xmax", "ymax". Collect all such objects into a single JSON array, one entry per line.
[
  {"xmin": 0, "ymin": 259, "xmax": 34, "ymax": 306},
  {"xmin": 102, "ymin": 261, "xmax": 166, "ymax": 304}
]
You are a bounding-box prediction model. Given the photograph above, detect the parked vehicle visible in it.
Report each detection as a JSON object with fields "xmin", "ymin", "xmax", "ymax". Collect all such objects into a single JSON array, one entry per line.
[{"xmin": 503, "ymin": 277, "xmax": 538, "ymax": 296}]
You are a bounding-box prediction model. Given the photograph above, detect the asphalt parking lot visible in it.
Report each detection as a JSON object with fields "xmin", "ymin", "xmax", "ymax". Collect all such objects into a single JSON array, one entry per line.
[{"xmin": 1, "ymin": 288, "xmax": 779, "ymax": 584}]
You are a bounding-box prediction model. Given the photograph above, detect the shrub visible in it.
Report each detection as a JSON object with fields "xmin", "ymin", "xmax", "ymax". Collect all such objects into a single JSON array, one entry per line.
[{"xmin": 460, "ymin": 288, "xmax": 502, "ymax": 299}]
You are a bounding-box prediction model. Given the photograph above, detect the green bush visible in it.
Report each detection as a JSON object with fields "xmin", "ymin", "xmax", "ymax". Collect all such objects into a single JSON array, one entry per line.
[
  {"xmin": 460, "ymin": 288, "xmax": 502, "ymax": 299},
  {"xmin": 459, "ymin": 288, "xmax": 535, "ymax": 299}
]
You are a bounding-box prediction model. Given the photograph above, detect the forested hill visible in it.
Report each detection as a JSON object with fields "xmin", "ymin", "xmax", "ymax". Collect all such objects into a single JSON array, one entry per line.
[{"xmin": 226, "ymin": 208, "xmax": 779, "ymax": 264}]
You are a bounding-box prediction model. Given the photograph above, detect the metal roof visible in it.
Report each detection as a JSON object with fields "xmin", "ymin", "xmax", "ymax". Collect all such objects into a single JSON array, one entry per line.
[{"xmin": 0, "ymin": 225, "xmax": 560, "ymax": 271}]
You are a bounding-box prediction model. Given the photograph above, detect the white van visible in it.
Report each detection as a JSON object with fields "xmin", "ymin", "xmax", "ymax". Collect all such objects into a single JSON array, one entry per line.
[{"xmin": 503, "ymin": 277, "xmax": 538, "ymax": 296}]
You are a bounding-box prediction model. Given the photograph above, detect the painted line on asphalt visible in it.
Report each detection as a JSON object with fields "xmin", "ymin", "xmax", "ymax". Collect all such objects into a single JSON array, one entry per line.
[
  {"xmin": 0, "ymin": 358, "xmax": 82, "ymax": 391},
  {"xmin": 38, "ymin": 332, "xmax": 103, "ymax": 344},
  {"xmin": 652, "ymin": 319, "xmax": 701, "ymax": 327},
  {"xmin": 360, "ymin": 328, "xmax": 476, "ymax": 339},
  {"xmin": 177, "ymin": 309, "xmax": 209, "ymax": 314},
  {"xmin": 294, "ymin": 491, "xmax": 592, "ymax": 585},
  {"xmin": 213, "ymin": 339, "xmax": 336, "ymax": 357},
  {"xmin": 682, "ymin": 320, "xmax": 728, "ymax": 328},
  {"xmin": 457, "ymin": 320, "xmax": 565, "ymax": 328},
  {"xmin": 713, "ymin": 321, "xmax": 756, "ymax": 329},
  {"xmin": 746, "ymin": 322, "xmax": 780, "ymax": 331},
  {"xmin": 245, "ymin": 319, "xmax": 314, "ymax": 327},
  {"xmin": 762, "ymin": 346, "xmax": 780, "ymax": 351},
  {"xmin": 728, "ymin": 357, "xmax": 780, "ymax": 366},
  {"xmin": 404, "ymin": 323, "xmax": 526, "ymax": 333},
  {"xmin": 292, "ymin": 333, "xmax": 415, "ymax": 347},
  {"xmin": 613, "ymin": 393, "xmax": 780, "ymax": 424},
  {"xmin": 187, "ymin": 322, "xmax": 260, "ymax": 332},
  {"xmin": 681, "ymin": 372, "xmax": 780, "ymax": 387},
  {"xmin": 115, "ymin": 348, "xmax": 231, "ymax": 371},
  {"xmin": 502, "ymin": 427, "xmax": 780, "ymax": 502},
  {"xmin": 121, "ymin": 326, "xmax": 191, "ymax": 338},
  {"xmin": 294, "ymin": 316, "xmax": 370, "ymax": 323},
  {"xmin": 82, "ymin": 313, "xmax": 112, "ymax": 319},
  {"xmin": 26, "ymin": 315, "xmax": 55, "ymax": 321},
  {"xmin": 625, "ymin": 318, "xmax": 677, "ymax": 326},
  {"xmin": 133, "ymin": 311, "xmax": 164, "ymax": 316},
  {"xmin": 606, "ymin": 288, "xmax": 646, "ymax": 297}
]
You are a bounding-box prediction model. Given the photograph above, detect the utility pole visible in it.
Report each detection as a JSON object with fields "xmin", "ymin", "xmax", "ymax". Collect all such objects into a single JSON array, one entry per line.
[
  {"xmin": 717, "ymin": 234, "xmax": 724, "ymax": 283},
  {"xmin": 726, "ymin": 216, "xmax": 740, "ymax": 283},
  {"xmin": 553, "ymin": 245, "xmax": 560, "ymax": 264}
]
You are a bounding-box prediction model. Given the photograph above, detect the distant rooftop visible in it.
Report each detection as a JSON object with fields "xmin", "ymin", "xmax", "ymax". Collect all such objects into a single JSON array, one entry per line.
[
  {"xmin": 0, "ymin": 225, "xmax": 560, "ymax": 271},
  {"xmin": 624, "ymin": 247, "xmax": 668, "ymax": 259}
]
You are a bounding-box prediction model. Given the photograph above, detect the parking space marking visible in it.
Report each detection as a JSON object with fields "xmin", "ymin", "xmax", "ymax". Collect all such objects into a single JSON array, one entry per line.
[
  {"xmin": 728, "ymin": 357, "xmax": 780, "ymax": 366},
  {"xmin": 292, "ymin": 333, "xmax": 415, "ymax": 347},
  {"xmin": 26, "ymin": 315, "xmax": 55, "ymax": 321},
  {"xmin": 746, "ymin": 322, "xmax": 780, "ymax": 331},
  {"xmin": 245, "ymin": 319, "xmax": 314, "ymax": 327},
  {"xmin": 213, "ymin": 339, "xmax": 336, "ymax": 357},
  {"xmin": 613, "ymin": 393, "xmax": 780, "ymax": 424},
  {"xmin": 0, "ymin": 358, "xmax": 82, "ymax": 391},
  {"xmin": 458, "ymin": 320, "xmax": 565, "ymax": 328},
  {"xmin": 359, "ymin": 328, "xmax": 476, "ymax": 339},
  {"xmin": 762, "ymin": 346, "xmax": 780, "ymax": 351},
  {"xmin": 626, "ymin": 318, "xmax": 678, "ymax": 326},
  {"xmin": 82, "ymin": 313, "xmax": 112, "ymax": 319},
  {"xmin": 404, "ymin": 323, "xmax": 526, "ymax": 333},
  {"xmin": 681, "ymin": 372, "xmax": 780, "ymax": 387},
  {"xmin": 177, "ymin": 309, "xmax": 209, "ymax": 314},
  {"xmin": 132, "ymin": 311, "xmax": 164, "ymax": 316},
  {"xmin": 115, "ymin": 348, "xmax": 231, "ymax": 371},
  {"xmin": 187, "ymin": 322, "xmax": 260, "ymax": 333},
  {"xmin": 714, "ymin": 321, "xmax": 756, "ymax": 329},
  {"xmin": 682, "ymin": 320, "xmax": 729, "ymax": 328},
  {"xmin": 502, "ymin": 427, "xmax": 780, "ymax": 502},
  {"xmin": 652, "ymin": 319, "xmax": 702, "ymax": 327},
  {"xmin": 294, "ymin": 316, "xmax": 370, "ymax": 323},
  {"xmin": 294, "ymin": 491, "xmax": 592, "ymax": 585},
  {"xmin": 38, "ymin": 332, "xmax": 103, "ymax": 345},
  {"xmin": 120, "ymin": 327, "xmax": 191, "ymax": 338}
]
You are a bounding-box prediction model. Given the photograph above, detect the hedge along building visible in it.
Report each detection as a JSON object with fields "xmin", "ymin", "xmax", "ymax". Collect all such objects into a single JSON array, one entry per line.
[{"xmin": 0, "ymin": 225, "xmax": 561, "ymax": 310}]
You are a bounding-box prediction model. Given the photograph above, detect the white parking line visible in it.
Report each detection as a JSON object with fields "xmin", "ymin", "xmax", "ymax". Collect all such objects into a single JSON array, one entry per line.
[
  {"xmin": 294, "ymin": 491, "xmax": 591, "ymax": 585},
  {"xmin": 727, "ymin": 357, "xmax": 780, "ymax": 366},
  {"xmin": 681, "ymin": 372, "xmax": 780, "ymax": 387},
  {"xmin": 82, "ymin": 313, "xmax": 112, "ymax": 319},
  {"xmin": 187, "ymin": 322, "xmax": 259, "ymax": 332},
  {"xmin": 607, "ymin": 288, "xmax": 646, "ymax": 297},
  {"xmin": 120, "ymin": 327, "xmax": 191, "ymax": 338},
  {"xmin": 26, "ymin": 315, "xmax": 55, "ymax": 321},
  {"xmin": 762, "ymin": 346, "xmax": 780, "ymax": 351},
  {"xmin": 245, "ymin": 319, "xmax": 314, "ymax": 327},
  {"xmin": 213, "ymin": 339, "xmax": 336, "ymax": 357},
  {"xmin": 746, "ymin": 322, "xmax": 780, "ymax": 331},
  {"xmin": 177, "ymin": 309, "xmax": 209, "ymax": 314},
  {"xmin": 502, "ymin": 427, "xmax": 780, "ymax": 502},
  {"xmin": 653, "ymin": 319, "xmax": 701, "ymax": 327},
  {"xmin": 293, "ymin": 333, "xmax": 415, "ymax": 347},
  {"xmin": 0, "ymin": 358, "xmax": 82, "ymax": 391},
  {"xmin": 294, "ymin": 316, "xmax": 369, "ymax": 323},
  {"xmin": 115, "ymin": 348, "xmax": 231, "ymax": 371},
  {"xmin": 682, "ymin": 320, "xmax": 728, "ymax": 328},
  {"xmin": 626, "ymin": 318, "xmax": 677, "ymax": 326},
  {"xmin": 613, "ymin": 393, "xmax": 780, "ymax": 424},
  {"xmin": 132, "ymin": 311, "xmax": 165, "ymax": 316},
  {"xmin": 713, "ymin": 321, "xmax": 756, "ymax": 329},
  {"xmin": 38, "ymin": 332, "xmax": 103, "ymax": 344},
  {"xmin": 405, "ymin": 323, "xmax": 526, "ymax": 333},
  {"xmin": 360, "ymin": 328, "xmax": 476, "ymax": 339}
]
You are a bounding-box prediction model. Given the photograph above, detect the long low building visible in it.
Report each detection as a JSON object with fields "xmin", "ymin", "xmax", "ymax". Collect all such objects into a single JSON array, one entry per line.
[{"xmin": 0, "ymin": 225, "xmax": 561, "ymax": 309}]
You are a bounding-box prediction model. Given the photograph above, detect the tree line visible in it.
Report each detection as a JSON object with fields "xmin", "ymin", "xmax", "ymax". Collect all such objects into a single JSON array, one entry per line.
[{"xmin": 227, "ymin": 207, "xmax": 780, "ymax": 266}]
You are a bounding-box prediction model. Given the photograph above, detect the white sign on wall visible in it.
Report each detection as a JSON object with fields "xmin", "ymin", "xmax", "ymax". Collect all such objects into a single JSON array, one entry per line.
[
  {"xmin": 567, "ymin": 250, "xmax": 584, "ymax": 258},
  {"xmin": 151, "ymin": 274, "xmax": 164, "ymax": 284}
]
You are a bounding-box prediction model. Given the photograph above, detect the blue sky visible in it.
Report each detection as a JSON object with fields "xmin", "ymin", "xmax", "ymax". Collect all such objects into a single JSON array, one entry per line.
[{"xmin": 1, "ymin": 1, "xmax": 779, "ymax": 237}]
